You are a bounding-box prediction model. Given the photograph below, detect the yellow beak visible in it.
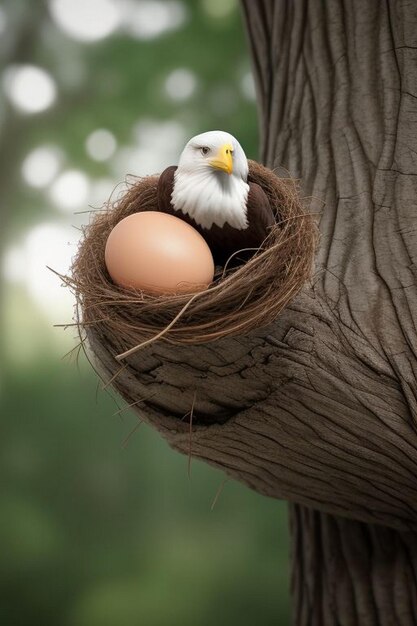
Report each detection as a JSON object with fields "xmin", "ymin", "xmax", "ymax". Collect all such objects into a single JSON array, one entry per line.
[{"xmin": 208, "ymin": 143, "xmax": 233, "ymax": 175}]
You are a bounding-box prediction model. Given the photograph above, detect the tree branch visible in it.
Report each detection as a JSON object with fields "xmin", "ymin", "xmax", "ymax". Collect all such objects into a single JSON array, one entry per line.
[{"xmin": 87, "ymin": 0, "xmax": 417, "ymax": 531}]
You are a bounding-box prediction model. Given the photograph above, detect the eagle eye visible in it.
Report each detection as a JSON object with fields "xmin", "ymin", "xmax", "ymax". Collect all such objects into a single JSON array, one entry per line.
[{"xmin": 200, "ymin": 146, "xmax": 210, "ymax": 156}]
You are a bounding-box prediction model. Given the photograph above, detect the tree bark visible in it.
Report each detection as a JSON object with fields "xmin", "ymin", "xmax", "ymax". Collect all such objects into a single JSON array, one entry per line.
[
  {"xmin": 242, "ymin": 1, "xmax": 417, "ymax": 623},
  {"xmin": 290, "ymin": 506, "xmax": 417, "ymax": 626},
  {"xmin": 87, "ymin": 0, "xmax": 417, "ymax": 623}
]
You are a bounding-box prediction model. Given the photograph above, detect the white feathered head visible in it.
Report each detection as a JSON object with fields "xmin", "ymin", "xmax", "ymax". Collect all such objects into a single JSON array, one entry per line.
[
  {"xmin": 177, "ymin": 130, "xmax": 249, "ymax": 180},
  {"xmin": 172, "ymin": 130, "xmax": 250, "ymax": 230}
]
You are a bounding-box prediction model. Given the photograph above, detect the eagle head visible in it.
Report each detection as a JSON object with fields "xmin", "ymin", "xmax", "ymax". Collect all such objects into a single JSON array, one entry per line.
[{"xmin": 172, "ymin": 130, "xmax": 250, "ymax": 230}]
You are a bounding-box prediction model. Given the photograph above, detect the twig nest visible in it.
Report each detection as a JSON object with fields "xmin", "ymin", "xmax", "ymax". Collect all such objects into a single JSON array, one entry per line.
[{"xmin": 70, "ymin": 161, "xmax": 317, "ymax": 362}]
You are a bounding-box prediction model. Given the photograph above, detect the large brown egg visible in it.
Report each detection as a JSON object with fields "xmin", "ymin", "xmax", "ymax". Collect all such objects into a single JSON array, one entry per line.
[{"xmin": 104, "ymin": 211, "xmax": 214, "ymax": 295}]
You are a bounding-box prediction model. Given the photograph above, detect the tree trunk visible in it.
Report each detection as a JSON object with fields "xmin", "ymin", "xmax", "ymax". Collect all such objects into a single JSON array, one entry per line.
[
  {"xmin": 242, "ymin": 1, "xmax": 417, "ymax": 623},
  {"xmin": 88, "ymin": 0, "xmax": 417, "ymax": 623},
  {"xmin": 290, "ymin": 506, "xmax": 417, "ymax": 625}
]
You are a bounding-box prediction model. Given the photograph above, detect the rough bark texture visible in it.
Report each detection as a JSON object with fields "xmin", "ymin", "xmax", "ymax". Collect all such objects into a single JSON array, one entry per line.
[
  {"xmin": 290, "ymin": 506, "xmax": 417, "ymax": 626},
  {"xmin": 241, "ymin": 1, "xmax": 417, "ymax": 623},
  {"xmin": 87, "ymin": 0, "xmax": 417, "ymax": 623}
]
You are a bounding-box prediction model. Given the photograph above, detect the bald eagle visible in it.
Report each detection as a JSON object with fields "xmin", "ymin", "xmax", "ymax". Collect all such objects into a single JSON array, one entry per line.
[{"xmin": 157, "ymin": 130, "xmax": 275, "ymax": 267}]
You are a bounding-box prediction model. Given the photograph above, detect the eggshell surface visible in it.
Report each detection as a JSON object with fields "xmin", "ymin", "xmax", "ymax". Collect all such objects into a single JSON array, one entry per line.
[{"xmin": 104, "ymin": 211, "xmax": 214, "ymax": 294}]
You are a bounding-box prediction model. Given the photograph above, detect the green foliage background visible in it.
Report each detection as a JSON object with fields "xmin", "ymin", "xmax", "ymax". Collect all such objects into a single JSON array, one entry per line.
[{"xmin": 0, "ymin": 1, "xmax": 290, "ymax": 624}]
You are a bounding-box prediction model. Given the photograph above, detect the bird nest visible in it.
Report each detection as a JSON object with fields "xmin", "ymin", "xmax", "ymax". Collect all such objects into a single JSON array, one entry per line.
[{"xmin": 70, "ymin": 160, "xmax": 317, "ymax": 363}]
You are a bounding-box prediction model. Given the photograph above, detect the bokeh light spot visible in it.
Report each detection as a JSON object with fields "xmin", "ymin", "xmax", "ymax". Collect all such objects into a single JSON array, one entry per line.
[
  {"xmin": 122, "ymin": 0, "xmax": 187, "ymax": 40},
  {"xmin": 3, "ymin": 65, "xmax": 57, "ymax": 114},
  {"xmin": 133, "ymin": 118, "xmax": 186, "ymax": 150},
  {"xmin": 49, "ymin": 0, "xmax": 120, "ymax": 42},
  {"xmin": 2, "ymin": 223, "xmax": 77, "ymax": 320},
  {"xmin": 2, "ymin": 246, "xmax": 26, "ymax": 285},
  {"xmin": 0, "ymin": 6, "xmax": 7, "ymax": 36},
  {"xmin": 85, "ymin": 129, "xmax": 117, "ymax": 162},
  {"xmin": 21, "ymin": 146, "xmax": 62, "ymax": 189},
  {"xmin": 241, "ymin": 71, "xmax": 256, "ymax": 101},
  {"xmin": 112, "ymin": 118, "xmax": 186, "ymax": 178},
  {"xmin": 49, "ymin": 170, "xmax": 90, "ymax": 212},
  {"xmin": 201, "ymin": 0, "xmax": 237, "ymax": 19},
  {"xmin": 164, "ymin": 68, "xmax": 197, "ymax": 102}
]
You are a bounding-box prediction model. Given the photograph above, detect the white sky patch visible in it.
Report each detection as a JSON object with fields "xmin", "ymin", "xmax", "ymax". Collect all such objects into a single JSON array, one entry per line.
[
  {"xmin": 2, "ymin": 222, "xmax": 77, "ymax": 322},
  {"xmin": 121, "ymin": 0, "xmax": 187, "ymax": 40},
  {"xmin": 164, "ymin": 68, "xmax": 197, "ymax": 102},
  {"xmin": 240, "ymin": 71, "xmax": 256, "ymax": 101},
  {"xmin": 3, "ymin": 65, "xmax": 57, "ymax": 114},
  {"xmin": 21, "ymin": 145, "xmax": 63, "ymax": 189},
  {"xmin": 49, "ymin": 0, "xmax": 121, "ymax": 42},
  {"xmin": 201, "ymin": 0, "xmax": 237, "ymax": 19},
  {"xmin": 49, "ymin": 170, "xmax": 90, "ymax": 212},
  {"xmin": 112, "ymin": 118, "xmax": 187, "ymax": 178},
  {"xmin": 85, "ymin": 129, "xmax": 117, "ymax": 162}
]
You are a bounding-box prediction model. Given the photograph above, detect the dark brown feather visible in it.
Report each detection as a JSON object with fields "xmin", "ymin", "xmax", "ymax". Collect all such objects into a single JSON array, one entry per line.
[{"xmin": 156, "ymin": 166, "xmax": 275, "ymax": 267}]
